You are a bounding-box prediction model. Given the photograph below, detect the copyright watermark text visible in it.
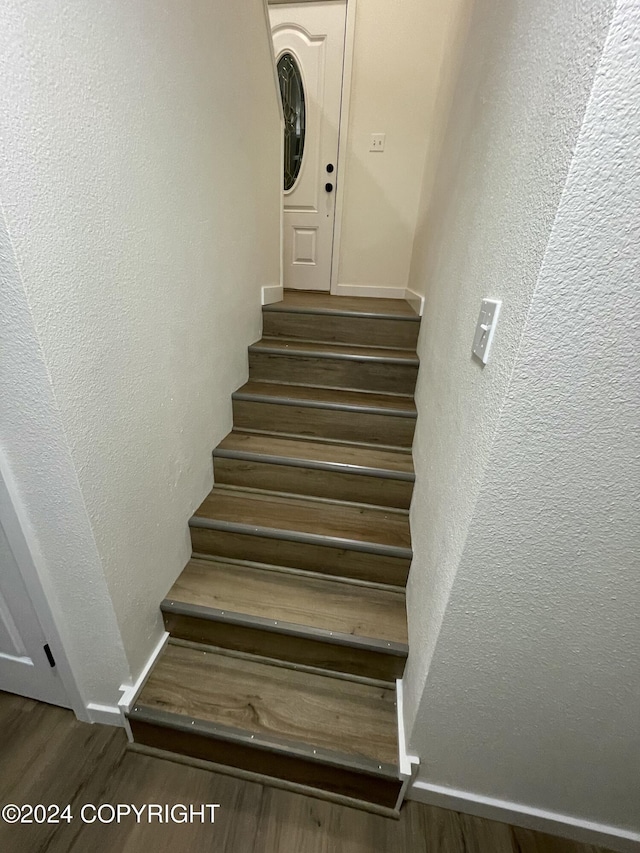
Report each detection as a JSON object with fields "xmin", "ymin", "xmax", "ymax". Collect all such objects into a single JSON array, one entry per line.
[{"xmin": 1, "ymin": 803, "xmax": 220, "ymax": 825}]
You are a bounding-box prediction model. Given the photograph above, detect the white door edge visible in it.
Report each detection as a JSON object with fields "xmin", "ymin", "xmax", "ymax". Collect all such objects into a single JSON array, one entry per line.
[
  {"xmin": 329, "ymin": 0, "xmax": 357, "ymax": 295},
  {"xmin": 263, "ymin": 0, "xmax": 285, "ymax": 296},
  {"xmin": 0, "ymin": 454, "xmax": 87, "ymax": 720}
]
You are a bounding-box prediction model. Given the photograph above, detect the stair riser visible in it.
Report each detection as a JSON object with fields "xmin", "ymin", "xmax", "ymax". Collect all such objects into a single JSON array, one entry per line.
[
  {"xmin": 129, "ymin": 719, "xmax": 402, "ymax": 809},
  {"xmin": 190, "ymin": 528, "xmax": 411, "ymax": 586},
  {"xmin": 263, "ymin": 311, "xmax": 419, "ymax": 349},
  {"xmin": 163, "ymin": 612, "xmax": 406, "ymax": 681},
  {"xmin": 233, "ymin": 400, "xmax": 416, "ymax": 447},
  {"xmin": 213, "ymin": 457, "xmax": 413, "ymax": 509},
  {"xmin": 248, "ymin": 352, "xmax": 418, "ymax": 395}
]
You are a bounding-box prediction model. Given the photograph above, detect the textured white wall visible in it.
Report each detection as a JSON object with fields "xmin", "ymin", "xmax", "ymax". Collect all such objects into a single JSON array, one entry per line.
[
  {"xmin": 0, "ymin": 215, "xmax": 131, "ymax": 709},
  {"xmin": 404, "ymin": 0, "xmax": 615, "ymax": 722},
  {"xmin": 0, "ymin": 0, "xmax": 280, "ymax": 703},
  {"xmin": 406, "ymin": 0, "xmax": 639, "ymax": 841},
  {"xmin": 337, "ymin": 0, "xmax": 468, "ymax": 294}
]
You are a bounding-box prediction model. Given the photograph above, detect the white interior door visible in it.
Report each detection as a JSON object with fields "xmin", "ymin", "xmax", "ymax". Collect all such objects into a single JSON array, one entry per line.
[
  {"xmin": 270, "ymin": 1, "xmax": 347, "ymax": 291},
  {"xmin": 0, "ymin": 479, "xmax": 69, "ymax": 707}
]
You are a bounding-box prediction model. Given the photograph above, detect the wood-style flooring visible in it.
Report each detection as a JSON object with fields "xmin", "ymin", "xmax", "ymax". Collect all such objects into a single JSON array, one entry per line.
[
  {"xmin": 262, "ymin": 291, "xmax": 420, "ymax": 317},
  {"xmin": 215, "ymin": 431, "xmax": 415, "ymax": 476},
  {"xmin": 192, "ymin": 488, "xmax": 411, "ymax": 551},
  {"xmin": 235, "ymin": 381, "xmax": 418, "ymax": 415},
  {"xmin": 0, "ymin": 692, "xmax": 615, "ymax": 853},
  {"xmin": 134, "ymin": 643, "xmax": 399, "ymax": 766},
  {"xmin": 167, "ymin": 559, "xmax": 408, "ymax": 643}
]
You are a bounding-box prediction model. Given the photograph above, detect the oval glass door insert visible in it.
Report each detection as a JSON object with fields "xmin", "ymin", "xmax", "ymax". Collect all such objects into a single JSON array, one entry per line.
[{"xmin": 277, "ymin": 52, "xmax": 306, "ymax": 191}]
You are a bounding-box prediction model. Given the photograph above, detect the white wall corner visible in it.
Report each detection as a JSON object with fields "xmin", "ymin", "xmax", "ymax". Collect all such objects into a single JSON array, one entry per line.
[
  {"xmin": 262, "ymin": 284, "xmax": 284, "ymax": 306},
  {"xmin": 407, "ymin": 781, "xmax": 640, "ymax": 853},
  {"xmin": 404, "ymin": 287, "xmax": 425, "ymax": 316},
  {"xmin": 395, "ymin": 678, "xmax": 420, "ymax": 810},
  {"xmin": 334, "ymin": 283, "xmax": 408, "ymax": 300}
]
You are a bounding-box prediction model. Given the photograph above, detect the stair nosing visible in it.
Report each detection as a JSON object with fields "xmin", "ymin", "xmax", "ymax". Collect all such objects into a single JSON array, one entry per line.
[
  {"xmin": 213, "ymin": 446, "xmax": 415, "ymax": 482},
  {"xmin": 249, "ymin": 340, "xmax": 419, "ymax": 366},
  {"xmin": 162, "ymin": 599, "xmax": 408, "ymax": 657},
  {"xmin": 212, "ymin": 483, "xmax": 409, "ymax": 515},
  {"xmin": 232, "ymin": 388, "xmax": 417, "ymax": 419},
  {"xmin": 128, "ymin": 704, "xmax": 399, "ymax": 778},
  {"xmin": 263, "ymin": 304, "xmax": 419, "ymax": 323},
  {"xmin": 190, "ymin": 554, "xmax": 407, "ymax": 594},
  {"xmin": 262, "ymin": 335, "xmax": 417, "ymax": 354},
  {"xmin": 244, "ymin": 379, "xmax": 416, "ymax": 399},
  {"xmin": 233, "ymin": 427, "xmax": 413, "ymax": 454},
  {"xmin": 188, "ymin": 515, "xmax": 412, "ymax": 560},
  {"xmin": 169, "ymin": 636, "xmax": 395, "ymax": 689}
]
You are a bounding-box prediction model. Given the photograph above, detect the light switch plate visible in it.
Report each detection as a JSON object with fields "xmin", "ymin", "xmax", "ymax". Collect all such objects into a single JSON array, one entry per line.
[
  {"xmin": 472, "ymin": 298, "xmax": 501, "ymax": 364},
  {"xmin": 370, "ymin": 133, "xmax": 386, "ymax": 152}
]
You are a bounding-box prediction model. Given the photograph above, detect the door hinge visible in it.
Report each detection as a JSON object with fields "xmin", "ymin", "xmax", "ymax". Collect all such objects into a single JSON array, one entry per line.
[{"xmin": 43, "ymin": 644, "xmax": 56, "ymax": 668}]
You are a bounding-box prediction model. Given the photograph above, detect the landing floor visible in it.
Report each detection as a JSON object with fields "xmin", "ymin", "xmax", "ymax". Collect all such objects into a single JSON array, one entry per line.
[{"xmin": 0, "ymin": 692, "xmax": 615, "ymax": 853}]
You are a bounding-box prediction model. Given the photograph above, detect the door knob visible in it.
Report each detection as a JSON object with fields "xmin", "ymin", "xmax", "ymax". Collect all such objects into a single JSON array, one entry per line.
[
  {"xmin": 325, "ymin": 182, "xmax": 334, "ymax": 192},
  {"xmin": 326, "ymin": 163, "xmax": 334, "ymax": 173}
]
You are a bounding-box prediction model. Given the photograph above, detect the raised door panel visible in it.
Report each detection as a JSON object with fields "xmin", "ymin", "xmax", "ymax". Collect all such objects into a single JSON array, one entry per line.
[
  {"xmin": 0, "ymin": 508, "xmax": 69, "ymax": 707},
  {"xmin": 270, "ymin": 2, "xmax": 346, "ymax": 291}
]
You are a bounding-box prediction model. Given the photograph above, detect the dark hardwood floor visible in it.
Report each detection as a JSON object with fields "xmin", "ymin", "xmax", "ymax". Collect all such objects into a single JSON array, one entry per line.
[{"xmin": 0, "ymin": 692, "xmax": 614, "ymax": 853}]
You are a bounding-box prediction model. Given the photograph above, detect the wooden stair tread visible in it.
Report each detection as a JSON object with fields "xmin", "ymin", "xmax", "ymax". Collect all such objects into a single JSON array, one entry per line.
[
  {"xmin": 215, "ymin": 432, "xmax": 414, "ymax": 479},
  {"xmin": 250, "ymin": 338, "xmax": 418, "ymax": 363},
  {"xmin": 266, "ymin": 290, "xmax": 419, "ymax": 319},
  {"xmin": 165, "ymin": 558, "xmax": 408, "ymax": 646},
  {"xmin": 132, "ymin": 642, "xmax": 399, "ymax": 770},
  {"xmin": 234, "ymin": 381, "xmax": 417, "ymax": 416},
  {"xmin": 191, "ymin": 488, "xmax": 411, "ymax": 555}
]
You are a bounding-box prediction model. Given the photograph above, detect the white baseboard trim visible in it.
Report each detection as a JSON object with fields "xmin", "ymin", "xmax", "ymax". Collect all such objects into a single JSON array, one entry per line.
[
  {"xmin": 119, "ymin": 631, "xmax": 169, "ymax": 714},
  {"xmin": 262, "ymin": 284, "xmax": 284, "ymax": 305},
  {"xmin": 117, "ymin": 630, "xmax": 169, "ymax": 741},
  {"xmin": 404, "ymin": 287, "xmax": 425, "ymax": 316},
  {"xmin": 86, "ymin": 702, "xmax": 123, "ymax": 727},
  {"xmin": 408, "ymin": 780, "xmax": 640, "ymax": 853},
  {"xmin": 395, "ymin": 679, "xmax": 420, "ymax": 811},
  {"xmin": 396, "ymin": 679, "xmax": 420, "ymax": 779},
  {"xmin": 84, "ymin": 631, "xmax": 169, "ymax": 730},
  {"xmin": 333, "ymin": 283, "xmax": 407, "ymax": 300}
]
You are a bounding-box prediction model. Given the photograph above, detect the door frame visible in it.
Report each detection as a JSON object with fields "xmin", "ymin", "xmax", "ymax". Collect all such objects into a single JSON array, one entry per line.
[
  {"xmin": 329, "ymin": 0, "xmax": 356, "ymax": 295},
  {"xmin": 263, "ymin": 0, "xmax": 286, "ymax": 305},
  {"xmin": 266, "ymin": 0, "xmax": 358, "ymax": 296},
  {"xmin": 0, "ymin": 453, "xmax": 86, "ymax": 719}
]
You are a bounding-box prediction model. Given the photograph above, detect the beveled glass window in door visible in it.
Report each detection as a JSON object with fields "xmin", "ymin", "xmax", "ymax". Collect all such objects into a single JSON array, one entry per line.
[{"xmin": 277, "ymin": 52, "xmax": 306, "ymax": 191}]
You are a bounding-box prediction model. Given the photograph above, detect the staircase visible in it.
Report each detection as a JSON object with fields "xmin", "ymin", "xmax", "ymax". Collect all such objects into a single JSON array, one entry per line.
[{"xmin": 127, "ymin": 291, "xmax": 421, "ymax": 813}]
